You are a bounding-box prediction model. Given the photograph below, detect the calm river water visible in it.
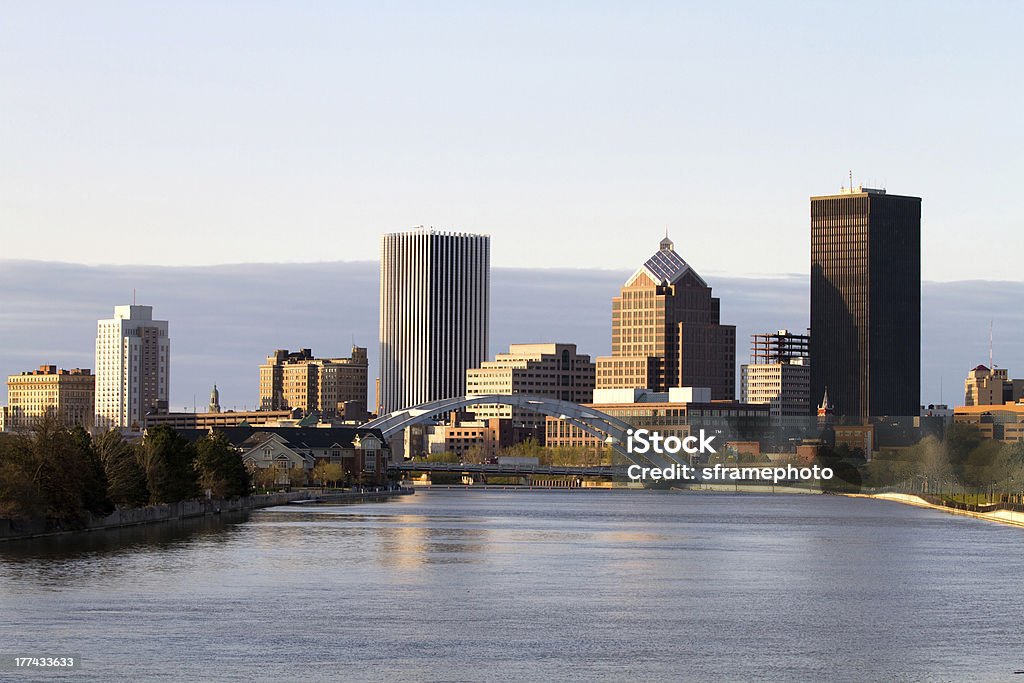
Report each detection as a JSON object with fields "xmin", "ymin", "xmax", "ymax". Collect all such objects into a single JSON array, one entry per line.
[{"xmin": 2, "ymin": 490, "xmax": 1023, "ymax": 682}]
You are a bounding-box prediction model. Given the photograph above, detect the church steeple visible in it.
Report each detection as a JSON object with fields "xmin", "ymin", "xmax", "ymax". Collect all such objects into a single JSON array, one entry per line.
[
  {"xmin": 817, "ymin": 386, "xmax": 834, "ymax": 424},
  {"xmin": 208, "ymin": 384, "xmax": 221, "ymax": 413}
]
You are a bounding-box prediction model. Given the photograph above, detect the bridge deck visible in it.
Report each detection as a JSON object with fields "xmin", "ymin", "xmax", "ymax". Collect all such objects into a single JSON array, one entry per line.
[{"xmin": 390, "ymin": 463, "xmax": 620, "ymax": 478}]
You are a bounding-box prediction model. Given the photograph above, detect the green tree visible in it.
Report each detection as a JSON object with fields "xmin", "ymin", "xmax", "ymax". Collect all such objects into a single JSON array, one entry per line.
[
  {"xmin": 549, "ymin": 445, "xmax": 609, "ymax": 467},
  {"xmin": 502, "ymin": 438, "xmax": 550, "ymax": 465},
  {"xmin": 421, "ymin": 451, "xmax": 460, "ymax": 464},
  {"xmin": 95, "ymin": 430, "xmax": 149, "ymax": 508},
  {"xmin": 814, "ymin": 444, "xmax": 864, "ymax": 493},
  {"xmin": 0, "ymin": 418, "xmax": 112, "ymax": 522},
  {"xmin": 194, "ymin": 432, "xmax": 252, "ymax": 499},
  {"xmin": 139, "ymin": 425, "xmax": 199, "ymax": 504},
  {"xmin": 0, "ymin": 433, "xmax": 44, "ymax": 519},
  {"xmin": 944, "ymin": 422, "xmax": 982, "ymax": 480}
]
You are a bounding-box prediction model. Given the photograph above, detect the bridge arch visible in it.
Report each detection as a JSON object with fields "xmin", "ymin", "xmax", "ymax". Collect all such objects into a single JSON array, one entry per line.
[{"xmin": 364, "ymin": 394, "xmax": 676, "ymax": 468}]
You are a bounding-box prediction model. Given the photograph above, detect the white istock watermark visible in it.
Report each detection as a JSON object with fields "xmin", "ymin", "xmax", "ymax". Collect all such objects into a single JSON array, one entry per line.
[
  {"xmin": 623, "ymin": 429, "xmax": 834, "ymax": 484},
  {"xmin": 625, "ymin": 463, "xmax": 835, "ymax": 484},
  {"xmin": 626, "ymin": 428, "xmax": 717, "ymax": 456}
]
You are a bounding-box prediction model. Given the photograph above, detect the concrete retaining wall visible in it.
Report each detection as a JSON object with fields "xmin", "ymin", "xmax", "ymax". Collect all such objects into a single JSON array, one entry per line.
[{"xmin": 0, "ymin": 491, "xmax": 307, "ymax": 542}]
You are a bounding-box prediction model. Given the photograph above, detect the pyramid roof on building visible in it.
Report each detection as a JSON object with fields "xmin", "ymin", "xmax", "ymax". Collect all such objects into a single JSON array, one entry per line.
[{"xmin": 625, "ymin": 235, "xmax": 707, "ymax": 288}]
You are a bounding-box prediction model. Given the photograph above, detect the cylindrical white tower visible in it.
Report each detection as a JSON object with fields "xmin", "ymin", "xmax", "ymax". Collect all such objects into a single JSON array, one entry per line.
[{"xmin": 379, "ymin": 229, "xmax": 490, "ymax": 414}]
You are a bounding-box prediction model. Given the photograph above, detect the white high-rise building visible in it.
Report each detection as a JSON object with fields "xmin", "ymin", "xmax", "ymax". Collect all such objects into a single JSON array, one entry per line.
[
  {"xmin": 379, "ymin": 229, "xmax": 489, "ymax": 414},
  {"xmin": 94, "ymin": 305, "xmax": 170, "ymax": 432},
  {"xmin": 740, "ymin": 330, "xmax": 810, "ymax": 428}
]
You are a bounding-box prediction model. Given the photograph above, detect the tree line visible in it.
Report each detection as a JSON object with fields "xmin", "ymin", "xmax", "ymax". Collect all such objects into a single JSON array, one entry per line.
[
  {"xmin": 0, "ymin": 421, "xmax": 251, "ymax": 523},
  {"xmin": 862, "ymin": 423, "xmax": 1024, "ymax": 494},
  {"xmin": 408, "ymin": 438, "xmax": 611, "ymax": 467}
]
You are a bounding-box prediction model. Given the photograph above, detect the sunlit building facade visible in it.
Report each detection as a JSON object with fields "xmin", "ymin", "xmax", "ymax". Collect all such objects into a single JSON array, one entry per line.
[
  {"xmin": 94, "ymin": 305, "xmax": 170, "ymax": 432},
  {"xmin": 379, "ymin": 229, "xmax": 489, "ymax": 413},
  {"xmin": 596, "ymin": 236, "xmax": 736, "ymax": 399}
]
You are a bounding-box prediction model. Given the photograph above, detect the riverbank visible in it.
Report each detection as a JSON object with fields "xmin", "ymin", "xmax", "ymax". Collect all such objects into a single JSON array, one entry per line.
[
  {"xmin": 848, "ymin": 492, "xmax": 1024, "ymax": 529},
  {"xmin": 0, "ymin": 491, "xmax": 307, "ymax": 542},
  {"xmin": 0, "ymin": 488, "xmax": 413, "ymax": 542},
  {"xmin": 290, "ymin": 488, "xmax": 415, "ymax": 504}
]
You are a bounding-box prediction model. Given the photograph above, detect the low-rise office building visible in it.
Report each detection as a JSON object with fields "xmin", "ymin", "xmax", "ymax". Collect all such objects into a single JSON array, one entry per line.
[
  {"xmin": 545, "ymin": 387, "xmax": 771, "ymax": 457},
  {"xmin": 143, "ymin": 409, "xmax": 297, "ymax": 431},
  {"xmin": 426, "ymin": 412, "xmax": 540, "ymax": 461},
  {"xmin": 740, "ymin": 330, "xmax": 811, "ymax": 428},
  {"xmin": 466, "ymin": 343, "xmax": 595, "ymax": 432},
  {"xmin": 954, "ymin": 403, "xmax": 1024, "ymax": 443}
]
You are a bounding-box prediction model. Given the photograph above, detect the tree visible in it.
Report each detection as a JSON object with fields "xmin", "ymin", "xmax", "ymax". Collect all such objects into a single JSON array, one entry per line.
[
  {"xmin": 463, "ymin": 445, "xmax": 488, "ymax": 464},
  {"xmin": 139, "ymin": 425, "xmax": 199, "ymax": 504},
  {"xmin": 549, "ymin": 445, "xmax": 608, "ymax": 467},
  {"xmin": 288, "ymin": 465, "xmax": 308, "ymax": 487},
  {"xmin": 312, "ymin": 461, "xmax": 329, "ymax": 487},
  {"xmin": 0, "ymin": 433, "xmax": 43, "ymax": 519},
  {"xmin": 69, "ymin": 425, "xmax": 113, "ymax": 516},
  {"xmin": 312, "ymin": 461, "xmax": 345, "ymax": 488},
  {"xmin": 814, "ymin": 444, "xmax": 863, "ymax": 493},
  {"xmin": 194, "ymin": 432, "xmax": 251, "ymax": 499},
  {"xmin": 95, "ymin": 430, "xmax": 149, "ymax": 508},
  {"xmin": 502, "ymin": 438, "xmax": 549, "ymax": 465},
  {"xmin": 944, "ymin": 422, "xmax": 982, "ymax": 481},
  {"xmin": 417, "ymin": 451, "xmax": 459, "ymax": 464},
  {"xmin": 0, "ymin": 418, "xmax": 112, "ymax": 523},
  {"xmin": 253, "ymin": 466, "xmax": 281, "ymax": 491}
]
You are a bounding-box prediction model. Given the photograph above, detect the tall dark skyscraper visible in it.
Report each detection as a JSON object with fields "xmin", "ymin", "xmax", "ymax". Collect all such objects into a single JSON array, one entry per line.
[{"xmin": 810, "ymin": 186, "xmax": 921, "ymax": 420}]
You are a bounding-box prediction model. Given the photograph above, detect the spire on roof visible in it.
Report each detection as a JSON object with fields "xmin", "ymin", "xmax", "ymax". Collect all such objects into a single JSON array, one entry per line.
[
  {"xmin": 817, "ymin": 387, "xmax": 834, "ymax": 418},
  {"xmin": 623, "ymin": 232, "xmax": 707, "ymax": 289},
  {"xmin": 659, "ymin": 231, "xmax": 674, "ymax": 251}
]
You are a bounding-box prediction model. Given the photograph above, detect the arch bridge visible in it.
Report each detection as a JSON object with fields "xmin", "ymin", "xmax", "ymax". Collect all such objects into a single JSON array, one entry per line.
[{"xmin": 364, "ymin": 394, "xmax": 678, "ymax": 468}]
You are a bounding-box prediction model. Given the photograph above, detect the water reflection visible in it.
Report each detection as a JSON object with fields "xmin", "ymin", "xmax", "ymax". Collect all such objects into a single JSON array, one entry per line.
[
  {"xmin": 0, "ymin": 510, "xmax": 250, "ymax": 563},
  {"xmin": 2, "ymin": 490, "xmax": 1023, "ymax": 681},
  {"xmin": 0, "ymin": 510, "xmax": 252, "ymax": 591}
]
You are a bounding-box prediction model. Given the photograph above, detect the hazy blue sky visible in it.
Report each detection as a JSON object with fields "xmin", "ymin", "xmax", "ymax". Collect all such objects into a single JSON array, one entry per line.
[
  {"xmin": 3, "ymin": 262, "xmax": 1019, "ymax": 410},
  {"xmin": 2, "ymin": 2, "xmax": 1022, "ymax": 280}
]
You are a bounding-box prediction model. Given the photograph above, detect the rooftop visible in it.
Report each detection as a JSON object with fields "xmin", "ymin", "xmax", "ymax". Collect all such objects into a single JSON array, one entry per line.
[{"xmin": 626, "ymin": 235, "xmax": 707, "ymax": 288}]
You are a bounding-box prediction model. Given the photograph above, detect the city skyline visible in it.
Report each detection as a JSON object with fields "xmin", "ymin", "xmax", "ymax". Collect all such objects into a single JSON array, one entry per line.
[
  {"xmin": 5, "ymin": 5, "xmax": 1024, "ymax": 680},
  {"xmin": 2, "ymin": 3, "xmax": 1023, "ymax": 281},
  {"xmin": 2, "ymin": 260, "xmax": 1020, "ymax": 416}
]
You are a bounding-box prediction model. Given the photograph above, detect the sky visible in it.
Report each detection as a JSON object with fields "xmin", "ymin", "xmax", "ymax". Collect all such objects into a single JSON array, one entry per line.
[
  {"xmin": 2, "ymin": 261, "xmax": 1020, "ymax": 412},
  {"xmin": 2, "ymin": 2, "xmax": 1022, "ymax": 280}
]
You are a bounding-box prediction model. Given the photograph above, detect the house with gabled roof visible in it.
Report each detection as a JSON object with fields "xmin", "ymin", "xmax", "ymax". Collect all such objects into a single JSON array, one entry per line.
[{"xmin": 176, "ymin": 425, "xmax": 391, "ymax": 485}]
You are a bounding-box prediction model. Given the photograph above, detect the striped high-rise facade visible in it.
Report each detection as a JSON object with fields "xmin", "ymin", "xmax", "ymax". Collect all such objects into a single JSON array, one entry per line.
[
  {"xmin": 379, "ymin": 229, "xmax": 489, "ymax": 414},
  {"xmin": 810, "ymin": 186, "xmax": 921, "ymax": 420},
  {"xmin": 94, "ymin": 305, "xmax": 170, "ymax": 432}
]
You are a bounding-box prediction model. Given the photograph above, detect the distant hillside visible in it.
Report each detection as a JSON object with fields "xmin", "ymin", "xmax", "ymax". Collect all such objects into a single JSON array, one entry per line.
[{"xmin": 1, "ymin": 260, "xmax": 1020, "ymax": 411}]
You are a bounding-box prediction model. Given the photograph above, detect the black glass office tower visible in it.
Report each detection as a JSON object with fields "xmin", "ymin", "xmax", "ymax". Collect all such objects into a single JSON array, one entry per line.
[{"xmin": 810, "ymin": 187, "xmax": 921, "ymax": 420}]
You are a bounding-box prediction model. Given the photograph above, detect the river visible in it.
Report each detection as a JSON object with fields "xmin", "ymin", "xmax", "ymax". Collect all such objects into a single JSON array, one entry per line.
[{"xmin": 1, "ymin": 490, "xmax": 1022, "ymax": 682}]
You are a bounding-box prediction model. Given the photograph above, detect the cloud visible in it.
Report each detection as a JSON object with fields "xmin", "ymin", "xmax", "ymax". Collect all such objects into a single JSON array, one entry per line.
[{"xmin": 1, "ymin": 261, "xmax": 1020, "ymax": 411}]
